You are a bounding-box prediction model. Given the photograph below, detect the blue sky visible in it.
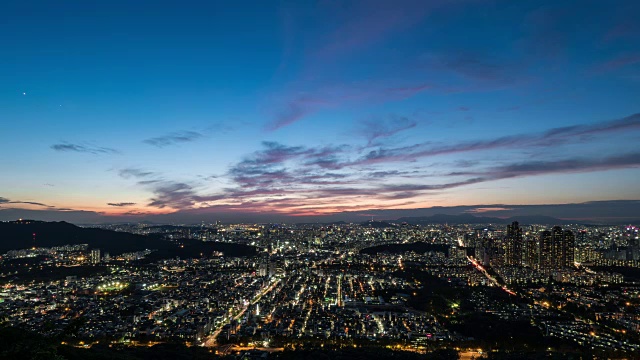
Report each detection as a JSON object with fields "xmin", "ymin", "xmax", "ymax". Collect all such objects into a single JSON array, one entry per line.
[{"xmin": 1, "ymin": 0, "xmax": 639, "ymax": 223}]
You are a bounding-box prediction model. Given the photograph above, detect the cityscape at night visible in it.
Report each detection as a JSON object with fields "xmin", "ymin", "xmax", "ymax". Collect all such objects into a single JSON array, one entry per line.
[{"xmin": 1, "ymin": 1, "xmax": 640, "ymax": 359}]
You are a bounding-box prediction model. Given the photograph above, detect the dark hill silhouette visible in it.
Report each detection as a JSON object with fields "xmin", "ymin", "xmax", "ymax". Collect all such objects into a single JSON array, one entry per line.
[
  {"xmin": 507, "ymin": 215, "xmax": 573, "ymax": 224},
  {"xmin": 0, "ymin": 220, "xmax": 158, "ymax": 254},
  {"xmin": 0, "ymin": 220, "xmax": 256, "ymax": 257},
  {"xmin": 361, "ymin": 220, "xmax": 397, "ymax": 228}
]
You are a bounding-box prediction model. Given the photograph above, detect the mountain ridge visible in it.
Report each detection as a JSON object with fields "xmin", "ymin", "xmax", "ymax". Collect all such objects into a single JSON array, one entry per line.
[{"xmin": 393, "ymin": 214, "xmax": 574, "ymax": 225}]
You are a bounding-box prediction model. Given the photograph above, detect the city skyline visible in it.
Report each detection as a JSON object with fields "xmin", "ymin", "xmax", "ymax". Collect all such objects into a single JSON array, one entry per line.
[{"xmin": 2, "ymin": 0, "xmax": 640, "ymax": 223}]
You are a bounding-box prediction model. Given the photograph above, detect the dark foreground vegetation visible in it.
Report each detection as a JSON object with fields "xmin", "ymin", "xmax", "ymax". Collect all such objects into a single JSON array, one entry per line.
[{"xmin": 0, "ymin": 326, "xmax": 618, "ymax": 360}]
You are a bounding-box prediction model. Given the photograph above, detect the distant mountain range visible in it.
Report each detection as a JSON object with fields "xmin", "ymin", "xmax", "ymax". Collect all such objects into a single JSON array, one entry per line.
[
  {"xmin": 287, "ymin": 214, "xmax": 575, "ymax": 226},
  {"xmin": 393, "ymin": 214, "xmax": 574, "ymax": 225}
]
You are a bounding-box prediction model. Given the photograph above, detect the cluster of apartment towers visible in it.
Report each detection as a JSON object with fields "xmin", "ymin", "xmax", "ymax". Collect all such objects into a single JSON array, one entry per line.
[{"xmin": 474, "ymin": 222, "xmax": 575, "ymax": 271}]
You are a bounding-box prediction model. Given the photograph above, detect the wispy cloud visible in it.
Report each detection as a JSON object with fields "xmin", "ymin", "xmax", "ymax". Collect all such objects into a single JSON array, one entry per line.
[
  {"xmin": 265, "ymin": 96, "xmax": 328, "ymax": 131},
  {"xmin": 117, "ymin": 167, "xmax": 202, "ymax": 209},
  {"xmin": 119, "ymin": 168, "xmax": 157, "ymax": 179},
  {"xmin": 366, "ymin": 170, "xmax": 419, "ymax": 178},
  {"xmin": 316, "ymin": 152, "xmax": 640, "ymax": 203},
  {"xmin": 143, "ymin": 131, "xmax": 203, "ymax": 147},
  {"xmin": 350, "ymin": 113, "xmax": 640, "ymax": 166},
  {"xmin": 244, "ymin": 141, "xmax": 314, "ymax": 165},
  {"xmin": 228, "ymin": 141, "xmax": 351, "ymax": 188},
  {"xmin": 107, "ymin": 202, "xmax": 137, "ymax": 207},
  {"xmin": 431, "ymin": 51, "xmax": 518, "ymax": 84},
  {"xmin": 12, "ymin": 201, "xmax": 52, "ymax": 207},
  {"xmin": 51, "ymin": 142, "xmax": 118, "ymax": 154},
  {"xmin": 147, "ymin": 181, "xmax": 199, "ymax": 209},
  {"xmin": 359, "ymin": 114, "xmax": 417, "ymax": 146},
  {"xmin": 482, "ymin": 152, "xmax": 640, "ymax": 180},
  {"xmin": 447, "ymin": 152, "xmax": 640, "ymax": 186},
  {"xmin": 0, "ymin": 196, "xmax": 54, "ymax": 208}
]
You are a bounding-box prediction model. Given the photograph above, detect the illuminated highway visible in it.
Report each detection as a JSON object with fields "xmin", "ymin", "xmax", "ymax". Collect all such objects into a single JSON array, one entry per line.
[
  {"xmin": 457, "ymin": 237, "xmax": 515, "ymax": 295},
  {"xmin": 468, "ymin": 256, "xmax": 516, "ymax": 295},
  {"xmin": 202, "ymin": 277, "xmax": 281, "ymax": 347}
]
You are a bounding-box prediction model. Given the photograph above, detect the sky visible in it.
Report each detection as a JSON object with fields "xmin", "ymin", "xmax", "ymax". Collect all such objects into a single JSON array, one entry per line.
[{"xmin": 1, "ymin": 0, "xmax": 640, "ymax": 224}]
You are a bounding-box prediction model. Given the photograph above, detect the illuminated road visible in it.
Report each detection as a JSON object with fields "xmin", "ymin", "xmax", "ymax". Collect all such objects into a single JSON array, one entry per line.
[
  {"xmin": 458, "ymin": 235, "xmax": 515, "ymax": 295},
  {"xmin": 466, "ymin": 255, "xmax": 516, "ymax": 296},
  {"xmin": 228, "ymin": 346, "xmax": 284, "ymax": 353},
  {"xmin": 202, "ymin": 278, "xmax": 281, "ymax": 347},
  {"xmin": 459, "ymin": 350, "xmax": 485, "ymax": 359}
]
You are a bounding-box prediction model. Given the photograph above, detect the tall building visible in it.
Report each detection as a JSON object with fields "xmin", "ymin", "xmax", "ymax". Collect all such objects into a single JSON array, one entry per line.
[
  {"xmin": 474, "ymin": 237, "xmax": 492, "ymax": 266},
  {"xmin": 524, "ymin": 235, "xmax": 538, "ymax": 268},
  {"xmin": 504, "ymin": 221, "xmax": 523, "ymax": 266},
  {"xmin": 90, "ymin": 249, "xmax": 101, "ymax": 264},
  {"xmin": 491, "ymin": 238, "xmax": 505, "ymax": 267},
  {"xmin": 576, "ymin": 245, "xmax": 600, "ymax": 263},
  {"xmin": 550, "ymin": 226, "xmax": 564, "ymax": 268},
  {"xmin": 539, "ymin": 227, "xmax": 575, "ymax": 271},
  {"xmin": 258, "ymin": 261, "xmax": 268, "ymax": 277},
  {"xmin": 538, "ymin": 230, "xmax": 553, "ymax": 271},
  {"xmin": 578, "ymin": 230, "xmax": 587, "ymax": 244},
  {"xmin": 561, "ymin": 230, "xmax": 575, "ymax": 267}
]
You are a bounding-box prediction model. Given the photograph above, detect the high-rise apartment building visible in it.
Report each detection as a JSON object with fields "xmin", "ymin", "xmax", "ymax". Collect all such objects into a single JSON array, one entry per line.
[
  {"xmin": 90, "ymin": 249, "xmax": 101, "ymax": 264},
  {"xmin": 561, "ymin": 230, "xmax": 575, "ymax": 267},
  {"xmin": 538, "ymin": 230, "xmax": 553, "ymax": 270},
  {"xmin": 504, "ymin": 221, "xmax": 523, "ymax": 266},
  {"xmin": 524, "ymin": 235, "xmax": 538, "ymax": 268},
  {"xmin": 539, "ymin": 227, "xmax": 575, "ymax": 271},
  {"xmin": 551, "ymin": 226, "xmax": 564, "ymax": 268}
]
